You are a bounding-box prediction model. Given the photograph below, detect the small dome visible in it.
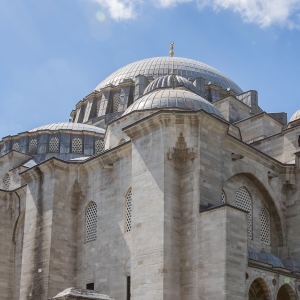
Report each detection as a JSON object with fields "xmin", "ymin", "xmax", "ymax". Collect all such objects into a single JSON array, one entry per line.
[
  {"xmin": 29, "ymin": 122, "xmax": 105, "ymax": 134},
  {"xmin": 282, "ymin": 257, "xmax": 300, "ymax": 272},
  {"xmin": 290, "ymin": 110, "xmax": 300, "ymax": 123},
  {"xmin": 143, "ymin": 75, "xmax": 200, "ymax": 95},
  {"xmin": 123, "ymin": 89, "xmax": 224, "ymax": 118},
  {"xmin": 257, "ymin": 251, "xmax": 284, "ymax": 268},
  {"xmin": 248, "ymin": 246, "xmax": 259, "ymax": 261}
]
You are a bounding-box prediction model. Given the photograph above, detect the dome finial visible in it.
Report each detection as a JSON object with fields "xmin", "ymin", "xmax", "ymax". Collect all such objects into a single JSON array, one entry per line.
[{"xmin": 169, "ymin": 41, "xmax": 174, "ymax": 57}]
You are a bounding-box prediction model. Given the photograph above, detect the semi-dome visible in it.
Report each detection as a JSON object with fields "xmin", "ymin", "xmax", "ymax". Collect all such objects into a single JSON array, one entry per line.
[
  {"xmin": 29, "ymin": 122, "xmax": 105, "ymax": 134},
  {"xmin": 143, "ymin": 75, "xmax": 200, "ymax": 95},
  {"xmin": 257, "ymin": 251, "xmax": 284, "ymax": 268},
  {"xmin": 282, "ymin": 257, "xmax": 300, "ymax": 272},
  {"xmin": 248, "ymin": 246, "xmax": 259, "ymax": 261},
  {"xmin": 290, "ymin": 110, "xmax": 300, "ymax": 123},
  {"xmin": 95, "ymin": 57, "xmax": 243, "ymax": 94},
  {"xmin": 123, "ymin": 89, "xmax": 224, "ymax": 118}
]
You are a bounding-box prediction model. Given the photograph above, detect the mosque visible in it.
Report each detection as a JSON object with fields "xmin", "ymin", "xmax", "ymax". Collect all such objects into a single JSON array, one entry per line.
[{"xmin": 1, "ymin": 43, "xmax": 300, "ymax": 300}]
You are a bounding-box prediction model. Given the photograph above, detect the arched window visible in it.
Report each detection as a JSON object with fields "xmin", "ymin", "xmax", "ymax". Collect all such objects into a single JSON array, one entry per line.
[
  {"xmin": 96, "ymin": 100, "xmax": 101, "ymax": 117},
  {"xmin": 72, "ymin": 138, "xmax": 82, "ymax": 153},
  {"xmin": 236, "ymin": 187, "xmax": 252, "ymax": 238},
  {"xmin": 221, "ymin": 190, "xmax": 226, "ymax": 204},
  {"xmin": 86, "ymin": 202, "xmax": 97, "ymax": 243},
  {"xmin": 12, "ymin": 142, "xmax": 19, "ymax": 151},
  {"xmin": 261, "ymin": 207, "xmax": 270, "ymax": 245},
  {"xmin": 125, "ymin": 188, "xmax": 132, "ymax": 232},
  {"xmin": 94, "ymin": 140, "xmax": 104, "ymax": 155},
  {"xmin": 4, "ymin": 174, "xmax": 10, "ymax": 191},
  {"xmin": 29, "ymin": 139, "xmax": 38, "ymax": 154},
  {"xmin": 49, "ymin": 137, "xmax": 59, "ymax": 153},
  {"xmin": 113, "ymin": 93, "xmax": 120, "ymax": 113}
]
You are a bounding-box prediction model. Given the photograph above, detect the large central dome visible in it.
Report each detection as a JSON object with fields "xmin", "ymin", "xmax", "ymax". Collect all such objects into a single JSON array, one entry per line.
[{"xmin": 95, "ymin": 57, "xmax": 243, "ymax": 94}]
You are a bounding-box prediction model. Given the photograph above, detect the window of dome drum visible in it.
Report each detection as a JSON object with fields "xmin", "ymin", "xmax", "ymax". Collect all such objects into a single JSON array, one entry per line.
[
  {"xmin": 96, "ymin": 100, "xmax": 101, "ymax": 116},
  {"xmin": 236, "ymin": 187, "xmax": 252, "ymax": 238},
  {"xmin": 95, "ymin": 140, "xmax": 104, "ymax": 155},
  {"xmin": 72, "ymin": 138, "xmax": 82, "ymax": 153},
  {"xmin": 86, "ymin": 202, "xmax": 97, "ymax": 243},
  {"xmin": 113, "ymin": 93, "xmax": 121, "ymax": 113},
  {"xmin": 49, "ymin": 137, "xmax": 59, "ymax": 153},
  {"xmin": 261, "ymin": 207, "xmax": 270, "ymax": 245},
  {"xmin": 125, "ymin": 189, "xmax": 132, "ymax": 232},
  {"xmin": 29, "ymin": 139, "xmax": 38, "ymax": 154},
  {"xmin": 4, "ymin": 175, "xmax": 10, "ymax": 191},
  {"xmin": 12, "ymin": 142, "xmax": 19, "ymax": 151}
]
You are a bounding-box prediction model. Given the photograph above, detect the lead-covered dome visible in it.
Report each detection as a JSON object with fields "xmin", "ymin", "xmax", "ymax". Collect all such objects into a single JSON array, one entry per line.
[
  {"xmin": 290, "ymin": 110, "xmax": 300, "ymax": 123},
  {"xmin": 123, "ymin": 89, "xmax": 224, "ymax": 118},
  {"xmin": 257, "ymin": 251, "xmax": 284, "ymax": 268},
  {"xmin": 95, "ymin": 57, "xmax": 243, "ymax": 94},
  {"xmin": 29, "ymin": 122, "xmax": 105, "ymax": 134},
  {"xmin": 143, "ymin": 75, "xmax": 200, "ymax": 95}
]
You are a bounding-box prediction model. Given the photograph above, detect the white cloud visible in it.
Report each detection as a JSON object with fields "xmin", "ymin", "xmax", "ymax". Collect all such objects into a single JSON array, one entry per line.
[
  {"xmin": 89, "ymin": 0, "xmax": 300, "ymax": 28},
  {"xmin": 91, "ymin": 0, "xmax": 137, "ymax": 20}
]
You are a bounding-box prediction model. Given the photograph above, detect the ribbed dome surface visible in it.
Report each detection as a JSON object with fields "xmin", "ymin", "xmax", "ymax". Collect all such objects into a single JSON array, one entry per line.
[
  {"xmin": 257, "ymin": 251, "xmax": 284, "ymax": 268},
  {"xmin": 95, "ymin": 57, "xmax": 243, "ymax": 94},
  {"xmin": 290, "ymin": 110, "xmax": 300, "ymax": 123},
  {"xmin": 123, "ymin": 89, "xmax": 224, "ymax": 118},
  {"xmin": 143, "ymin": 75, "xmax": 200, "ymax": 95},
  {"xmin": 29, "ymin": 122, "xmax": 105, "ymax": 134}
]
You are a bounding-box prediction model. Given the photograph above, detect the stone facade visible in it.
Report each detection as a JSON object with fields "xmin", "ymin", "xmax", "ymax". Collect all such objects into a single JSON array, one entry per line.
[{"xmin": 1, "ymin": 55, "xmax": 300, "ymax": 300}]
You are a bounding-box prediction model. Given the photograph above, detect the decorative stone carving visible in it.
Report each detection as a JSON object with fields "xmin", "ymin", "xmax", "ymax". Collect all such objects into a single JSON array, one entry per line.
[
  {"xmin": 50, "ymin": 287, "xmax": 114, "ymax": 300},
  {"xmin": 167, "ymin": 132, "xmax": 196, "ymax": 163}
]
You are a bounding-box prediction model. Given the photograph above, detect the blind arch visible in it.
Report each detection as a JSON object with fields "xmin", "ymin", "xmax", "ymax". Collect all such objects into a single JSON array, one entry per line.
[
  {"xmin": 86, "ymin": 201, "xmax": 97, "ymax": 243},
  {"xmin": 236, "ymin": 187, "xmax": 252, "ymax": 238}
]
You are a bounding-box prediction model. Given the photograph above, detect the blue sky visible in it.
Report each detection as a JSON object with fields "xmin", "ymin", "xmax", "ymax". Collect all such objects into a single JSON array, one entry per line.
[{"xmin": 1, "ymin": 0, "xmax": 300, "ymax": 138}]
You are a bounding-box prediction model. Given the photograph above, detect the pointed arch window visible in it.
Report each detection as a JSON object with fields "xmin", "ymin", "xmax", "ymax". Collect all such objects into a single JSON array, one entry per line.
[
  {"xmin": 12, "ymin": 142, "xmax": 19, "ymax": 151},
  {"xmin": 95, "ymin": 140, "xmax": 104, "ymax": 155},
  {"xmin": 86, "ymin": 202, "xmax": 97, "ymax": 243},
  {"xmin": 125, "ymin": 188, "xmax": 132, "ymax": 232},
  {"xmin": 72, "ymin": 138, "xmax": 82, "ymax": 153},
  {"xmin": 113, "ymin": 93, "xmax": 121, "ymax": 113},
  {"xmin": 261, "ymin": 207, "xmax": 270, "ymax": 245},
  {"xmin": 236, "ymin": 187, "xmax": 252, "ymax": 238},
  {"xmin": 49, "ymin": 137, "xmax": 59, "ymax": 153},
  {"xmin": 29, "ymin": 139, "xmax": 38, "ymax": 154}
]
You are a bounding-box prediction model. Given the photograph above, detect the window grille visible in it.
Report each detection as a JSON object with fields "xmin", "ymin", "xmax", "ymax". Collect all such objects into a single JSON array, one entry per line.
[
  {"xmin": 236, "ymin": 187, "xmax": 252, "ymax": 238},
  {"xmin": 126, "ymin": 276, "xmax": 131, "ymax": 300},
  {"xmin": 72, "ymin": 138, "xmax": 82, "ymax": 153},
  {"xmin": 86, "ymin": 202, "xmax": 97, "ymax": 243},
  {"xmin": 261, "ymin": 207, "xmax": 270, "ymax": 245},
  {"xmin": 125, "ymin": 189, "xmax": 132, "ymax": 232},
  {"xmin": 95, "ymin": 140, "xmax": 104, "ymax": 155},
  {"xmin": 4, "ymin": 174, "xmax": 10, "ymax": 191},
  {"xmin": 12, "ymin": 142, "xmax": 19, "ymax": 151},
  {"xmin": 221, "ymin": 190, "xmax": 226, "ymax": 204},
  {"xmin": 49, "ymin": 137, "xmax": 59, "ymax": 153},
  {"xmin": 96, "ymin": 100, "xmax": 101, "ymax": 116},
  {"xmin": 113, "ymin": 93, "xmax": 121, "ymax": 113},
  {"xmin": 29, "ymin": 139, "xmax": 38, "ymax": 154}
]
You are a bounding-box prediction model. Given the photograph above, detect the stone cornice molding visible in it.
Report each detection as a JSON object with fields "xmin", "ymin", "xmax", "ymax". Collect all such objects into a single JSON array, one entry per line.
[{"xmin": 0, "ymin": 150, "xmax": 32, "ymax": 163}]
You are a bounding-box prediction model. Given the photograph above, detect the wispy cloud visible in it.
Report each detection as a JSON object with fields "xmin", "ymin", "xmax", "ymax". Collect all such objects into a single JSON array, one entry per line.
[
  {"xmin": 90, "ymin": 0, "xmax": 138, "ymax": 20},
  {"xmin": 88, "ymin": 0, "xmax": 300, "ymax": 29}
]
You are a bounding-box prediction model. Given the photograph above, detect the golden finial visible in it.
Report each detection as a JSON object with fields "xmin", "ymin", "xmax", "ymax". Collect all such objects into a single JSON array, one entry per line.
[{"xmin": 169, "ymin": 41, "xmax": 174, "ymax": 57}]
